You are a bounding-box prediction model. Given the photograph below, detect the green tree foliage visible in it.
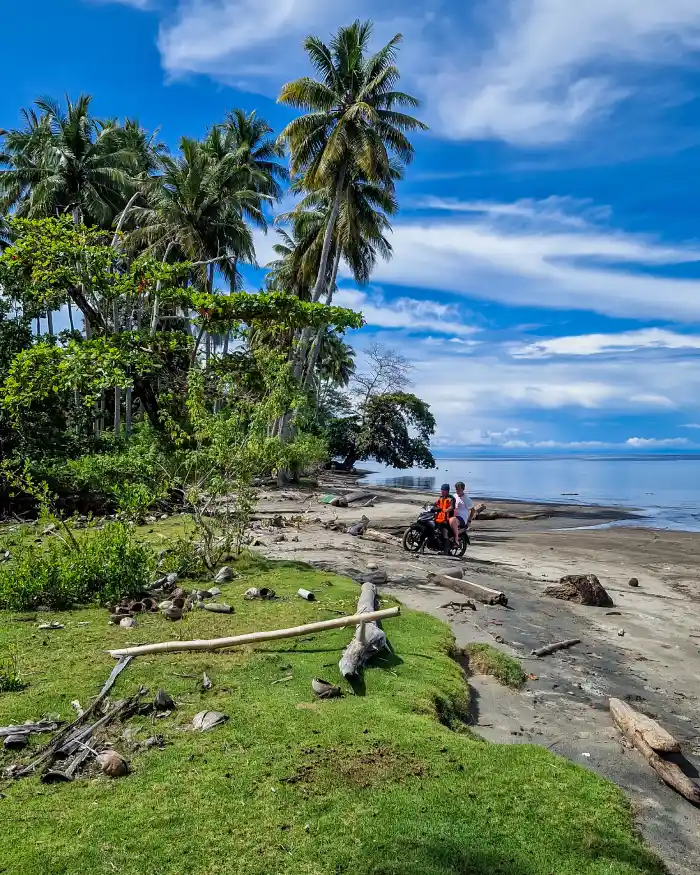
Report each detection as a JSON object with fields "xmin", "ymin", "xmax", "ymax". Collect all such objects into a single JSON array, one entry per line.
[{"xmin": 327, "ymin": 392, "xmax": 436, "ymax": 471}]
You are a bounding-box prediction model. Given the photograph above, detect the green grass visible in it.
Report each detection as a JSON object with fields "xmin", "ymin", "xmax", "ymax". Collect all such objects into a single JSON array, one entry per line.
[
  {"xmin": 465, "ymin": 643, "xmax": 528, "ymax": 689},
  {"xmin": 0, "ymin": 555, "xmax": 662, "ymax": 875}
]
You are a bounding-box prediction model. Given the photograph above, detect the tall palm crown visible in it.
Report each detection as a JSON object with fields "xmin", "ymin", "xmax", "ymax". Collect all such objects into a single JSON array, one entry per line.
[
  {"xmin": 277, "ymin": 19, "xmax": 426, "ymax": 304},
  {"xmin": 221, "ymin": 109, "xmax": 288, "ymax": 203},
  {"xmin": 0, "ymin": 94, "xmax": 141, "ymax": 227},
  {"xmin": 129, "ymin": 136, "xmax": 261, "ymax": 288}
]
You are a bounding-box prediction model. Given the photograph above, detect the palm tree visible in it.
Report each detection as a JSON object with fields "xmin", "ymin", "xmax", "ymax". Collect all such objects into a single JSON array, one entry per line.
[
  {"xmin": 0, "ymin": 94, "xmax": 140, "ymax": 227},
  {"xmin": 278, "ymin": 19, "xmax": 427, "ymax": 305},
  {"xmin": 221, "ymin": 109, "xmax": 288, "ymax": 204},
  {"xmin": 317, "ymin": 330, "xmax": 355, "ymax": 386}
]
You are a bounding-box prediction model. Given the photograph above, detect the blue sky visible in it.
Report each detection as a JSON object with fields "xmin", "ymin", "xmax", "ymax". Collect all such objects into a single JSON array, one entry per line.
[{"xmin": 3, "ymin": 0, "xmax": 700, "ymax": 452}]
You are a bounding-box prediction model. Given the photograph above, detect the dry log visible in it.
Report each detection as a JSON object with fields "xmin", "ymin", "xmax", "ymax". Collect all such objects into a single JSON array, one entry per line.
[
  {"xmin": 361, "ymin": 528, "xmax": 400, "ymax": 546},
  {"xmin": 0, "ymin": 720, "xmax": 62, "ymax": 739},
  {"xmin": 7, "ymin": 657, "xmax": 133, "ymax": 779},
  {"xmin": 531, "ymin": 639, "xmax": 581, "ymax": 657},
  {"xmin": 345, "ymin": 490, "xmax": 378, "ymax": 505},
  {"xmin": 338, "ymin": 582, "xmax": 387, "ymax": 679},
  {"xmin": 429, "ymin": 572, "xmax": 508, "ymax": 607},
  {"xmin": 610, "ymin": 698, "xmax": 700, "ymax": 804},
  {"xmin": 609, "ymin": 698, "xmax": 680, "ymax": 754},
  {"xmin": 108, "ymin": 607, "xmax": 400, "ymax": 658},
  {"xmin": 297, "ymin": 589, "xmax": 316, "ymax": 601}
]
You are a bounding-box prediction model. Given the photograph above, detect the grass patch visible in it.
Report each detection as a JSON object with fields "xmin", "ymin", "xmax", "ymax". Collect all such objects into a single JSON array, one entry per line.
[
  {"xmin": 0, "ymin": 547, "xmax": 663, "ymax": 875},
  {"xmin": 465, "ymin": 642, "xmax": 528, "ymax": 689}
]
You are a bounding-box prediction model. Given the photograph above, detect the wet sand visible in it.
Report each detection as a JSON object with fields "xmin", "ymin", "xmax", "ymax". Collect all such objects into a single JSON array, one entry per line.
[{"xmin": 254, "ymin": 478, "xmax": 700, "ymax": 874}]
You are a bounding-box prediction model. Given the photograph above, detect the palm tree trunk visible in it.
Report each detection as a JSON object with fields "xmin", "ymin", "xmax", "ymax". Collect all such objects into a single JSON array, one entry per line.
[
  {"xmin": 47, "ymin": 310, "xmax": 54, "ymax": 338},
  {"xmin": 311, "ymin": 169, "xmax": 345, "ymax": 304},
  {"xmin": 125, "ymin": 388, "xmax": 133, "ymax": 437},
  {"xmin": 67, "ymin": 301, "xmax": 76, "ymax": 332},
  {"xmin": 35, "ymin": 318, "xmax": 41, "ymax": 337},
  {"xmin": 150, "ymin": 242, "xmax": 177, "ymax": 337},
  {"xmin": 303, "ymin": 246, "xmax": 342, "ymax": 388},
  {"xmin": 114, "ymin": 388, "xmax": 122, "ymax": 437}
]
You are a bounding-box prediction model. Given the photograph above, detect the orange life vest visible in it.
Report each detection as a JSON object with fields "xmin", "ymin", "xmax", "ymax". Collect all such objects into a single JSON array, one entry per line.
[{"xmin": 435, "ymin": 496, "xmax": 452, "ymax": 524}]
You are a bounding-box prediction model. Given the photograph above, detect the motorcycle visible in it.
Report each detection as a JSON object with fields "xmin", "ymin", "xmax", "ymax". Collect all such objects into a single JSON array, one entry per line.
[{"xmin": 402, "ymin": 507, "xmax": 469, "ymax": 558}]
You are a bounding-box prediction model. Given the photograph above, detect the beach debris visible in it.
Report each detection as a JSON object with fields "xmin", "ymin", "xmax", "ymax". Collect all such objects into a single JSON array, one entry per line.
[
  {"xmin": 429, "ymin": 571, "xmax": 508, "ymax": 607},
  {"xmin": 198, "ymin": 602, "xmax": 233, "ymax": 614},
  {"xmin": 361, "ymin": 570, "xmax": 388, "ymax": 585},
  {"xmin": 367, "ymin": 562, "xmax": 378, "ymax": 571},
  {"xmin": 71, "ymin": 700, "xmax": 84, "ymax": 717},
  {"xmin": 1, "ymin": 550, "xmax": 10, "ymax": 562},
  {"xmin": 297, "ymin": 589, "xmax": 316, "ymax": 602},
  {"xmin": 474, "ymin": 504, "xmax": 547, "ymax": 521},
  {"xmin": 618, "ymin": 628, "xmax": 626, "ymax": 637},
  {"xmin": 271, "ymin": 515, "xmax": 285, "ymax": 528},
  {"xmin": 214, "ymin": 566, "xmax": 236, "ymax": 583},
  {"xmin": 163, "ymin": 606, "xmax": 183, "ymax": 621},
  {"xmin": 440, "ymin": 600, "xmax": 477, "ymax": 612},
  {"xmin": 192, "ymin": 710, "xmax": 228, "ymax": 731},
  {"xmin": 120, "ymin": 617, "xmax": 137, "ymax": 629},
  {"xmin": 154, "ymin": 690, "xmax": 175, "ymax": 712},
  {"xmin": 312, "ymin": 677, "xmax": 342, "ymax": 699},
  {"xmin": 40, "ymin": 746, "xmax": 92, "ymax": 784},
  {"xmin": 361, "ymin": 528, "xmax": 401, "ymax": 547},
  {"xmin": 244, "ymin": 587, "xmax": 276, "ymax": 601},
  {"xmin": 143, "ymin": 735, "xmax": 165, "ymax": 749},
  {"xmin": 609, "ymin": 698, "xmax": 700, "ymax": 804},
  {"xmin": 0, "ymin": 720, "xmax": 63, "ymax": 740},
  {"xmin": 628, "ymin": 578, "xmax": 640, "ymax": 587},
  {"xmin": 319, "ymin": 494, "xmax": 348, "ymax": 508},
  {"xmin": 166, "ymin": 573, "xmax": 179, "ymax": 586},
  {"xmin": 545, "ymin": 574, "xmax": 614, "ymax": 608},
  {"xmin": 108, "ymin": 607, "xmax": 400, "ymax": 658},
  {"xmin": 339, "ymin": 582, "xmax": 388, "ymax": 679},
  {"xmin": 97, "ymin": 750, "xmax": 129, "ymax": 778},
  {"xmin": 38, "ymin": 622, "xmax": 64, "ymax": 630},
  {"xmin": 346, "ymin": 515, "xmax": 370, "ymax": 536},
  {"xmin": 429, "ymin": 568, "xmax": 464, "ymax": 581},
  {"xmin": 531, "ymin": 639, "xmax": 581, "ymax": 658},
  {"xmin": 201, "ymin": 672, "xmax": 213, "ymax": 691},
  {"xmin": 3, "ymin": 733, "xmax": 29, "ymax": 751}
]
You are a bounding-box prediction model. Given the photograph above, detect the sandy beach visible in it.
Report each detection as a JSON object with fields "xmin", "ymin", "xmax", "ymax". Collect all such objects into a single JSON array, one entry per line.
[{"xmin": 253, "ymin": 476, "xmax": 700, "ymax": 875}]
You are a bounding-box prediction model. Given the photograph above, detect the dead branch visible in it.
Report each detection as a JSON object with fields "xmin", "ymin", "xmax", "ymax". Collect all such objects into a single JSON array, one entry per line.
[{"xmin": 531, "ymin": 639, "xmax": 581, "ymax": 657}]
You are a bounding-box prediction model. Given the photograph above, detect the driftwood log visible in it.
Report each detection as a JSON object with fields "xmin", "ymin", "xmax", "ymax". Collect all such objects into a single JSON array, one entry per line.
[
  {"xmin": 610, "ymin": 698, "xmax": 700, "ymax": 804},
  {"xmin": 429, "ymin": 572, "xmax": 508, "ymax": 607},
  {"xmin": 360, "ymin": 528, "xmax": 400, "ymax": 546},
  {"xmin": 108, "ymin": 607, "xmax": 400, "ymax": 658},
  {"xmin": 531, "ymin": 638, "xmax": 581, "ymax": 657},
  {"xmin": 338, "ymin": 583, "xmax": 387, "ymax": 679},
  {"xmin": 0, "ymin": 720, "xmax": 62, "ymax": 739}
]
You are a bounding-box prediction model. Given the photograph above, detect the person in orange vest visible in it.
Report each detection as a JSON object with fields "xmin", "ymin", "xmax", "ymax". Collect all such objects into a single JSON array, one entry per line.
[{"xmin": 433, "ymin": 483, "xmax": 456, "ymax": 551}]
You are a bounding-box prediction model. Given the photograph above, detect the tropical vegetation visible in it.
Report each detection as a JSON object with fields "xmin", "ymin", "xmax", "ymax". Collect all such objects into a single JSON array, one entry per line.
[{"xmin": 0, "ymin": 19, "xmax": 435, "ymax": 519}]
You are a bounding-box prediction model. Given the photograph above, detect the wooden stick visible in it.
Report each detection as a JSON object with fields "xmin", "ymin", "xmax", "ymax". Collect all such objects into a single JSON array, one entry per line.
[
  {"xmin": 610, "ymin": 699, "xmax": 700, "ymax": 804},
  {"xmin": 531, "ymin": 639, "xmax": 581, "ymax": 657},
  {"xmin": 609, "ymin": 698, "xmax": 680, "ymax": 753},
  {"xmin": 0, "ymin": 720, "xmax": 62, "ymax": 739},
  {"xmin": 361, "ymin": 528, "xmax": 400, "ymax": 546},
  {"xmin": 429, "ymin": 572, "xmax": 508, "ymax": 607},
  {"xmin": 108, "ymin": 607, "xmax": 400, "ymax": 658}
]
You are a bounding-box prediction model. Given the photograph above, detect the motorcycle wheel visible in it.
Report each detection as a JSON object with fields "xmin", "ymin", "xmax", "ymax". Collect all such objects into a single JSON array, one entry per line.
[
  {"xmin": 450, "ymin": 533, "xmax": 468, "ymax": 559},
  {"xmin": 402, "ymin": 525, "xmax": 425, "ymax": 553}
]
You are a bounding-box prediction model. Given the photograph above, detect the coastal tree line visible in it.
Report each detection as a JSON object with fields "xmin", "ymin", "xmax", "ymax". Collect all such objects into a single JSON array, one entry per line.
[{"xmin": 0, "ymin": 20, "xmax": 436, "ymax": 516}]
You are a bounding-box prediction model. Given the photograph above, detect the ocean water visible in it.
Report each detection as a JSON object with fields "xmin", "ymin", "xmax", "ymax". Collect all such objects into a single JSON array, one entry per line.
[{"xmin": 359, "ymin": 454, "xmax": 700, "ymax": 533}]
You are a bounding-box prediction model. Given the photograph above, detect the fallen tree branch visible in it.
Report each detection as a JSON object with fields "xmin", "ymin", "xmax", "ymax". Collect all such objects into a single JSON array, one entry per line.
[
  {"xmin": 108, "ymin": 607, "xmax": 400, "ymax": 658},
  {"xmin": 361, "ymin": 528, "xmax": 401, "ymax": 546},
  {"xmin": 429, "ymin": 572, "xmax": 508, "ymax": 607},
  {"xmin": 609, "ymin": 698, "xmax": 680, "ymax": 754},
  {"xmin": 610, "ymin": 698, "xmax": 700, "ymax": 804},
  {"xmin": 0, "ymin": 720, "xmax": 62, "ymax": 739},
  {"xmin": 531, "ymin": 639, "xmax": 581, "ymax": 658},
  {"xmin": 338, "ymin": 583, "xmax": 387, "ymax": 679}
]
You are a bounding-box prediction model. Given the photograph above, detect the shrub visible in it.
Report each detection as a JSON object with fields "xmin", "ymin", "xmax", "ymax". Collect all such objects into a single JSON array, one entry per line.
[
  {"xmin": 464, "ymin": 643, "xmax": 527, "ymax": 689},
  {"xmin": 0, "ymin": 522, "xmax": 156, "ymax": 611},
  {"xmin": 0, "ymin": 646, "xmax": 27, "ymax": 693}
]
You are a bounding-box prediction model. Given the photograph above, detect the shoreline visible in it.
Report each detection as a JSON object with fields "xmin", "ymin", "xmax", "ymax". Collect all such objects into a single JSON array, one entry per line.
[{"xmin": 257, "ymin": 475, "xmax": 700, "ymax": 874}]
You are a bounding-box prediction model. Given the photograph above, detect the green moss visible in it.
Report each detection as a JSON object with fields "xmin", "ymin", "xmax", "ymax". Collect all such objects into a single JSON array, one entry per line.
[
  {"xmin": 465, "ymin": 642, "xmax": 528, "ymax": 689},
  {"xmin": 0, "ymin": 557, "xmax": 662, "ymax": 875}
]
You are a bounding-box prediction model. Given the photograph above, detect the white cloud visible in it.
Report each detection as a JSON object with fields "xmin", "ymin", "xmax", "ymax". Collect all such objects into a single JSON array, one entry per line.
[
  {"xmin": 626, "ymin": 437, "xmax": 690, "ymax": 448},
  {"xmin": 512, "ymin": 328, "xmax": 700, "ymax": 358},
  {"xmin": 333, "ymin": 287, "xmax": 477, "ymax": 337},
  {"xmin": 368, "ymin": 198, "xmax": 700, "ymax": 322},
  {"xmin": 428, "ymin": 0, "xmax": 700, "ymax": 144},
  {"xmin": 94, "ymin": 0, "xmax": 152, "ymax": 8},
  {"xmin": 119, "ymin": 0, "xmax": 700, "ymax": 144},
  {"xmin": 682, "ymin": 423, "xmax": 700, "ymax": 429}
]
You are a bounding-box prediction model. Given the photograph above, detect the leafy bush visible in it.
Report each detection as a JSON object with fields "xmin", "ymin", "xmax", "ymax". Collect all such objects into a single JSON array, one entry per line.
[
  {"xmin": 158, "ymin": 531, "xmax": 206, "ymax": 579},
  {"xmin": 0, "ymin": 522, "xmax": 156, "ymax": 611}
]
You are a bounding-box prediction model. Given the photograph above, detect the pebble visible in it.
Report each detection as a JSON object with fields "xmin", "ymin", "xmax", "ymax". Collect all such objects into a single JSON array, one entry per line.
[{"xmin": 617, "ymin": 628, "xmax": 625, "ymax": 637}]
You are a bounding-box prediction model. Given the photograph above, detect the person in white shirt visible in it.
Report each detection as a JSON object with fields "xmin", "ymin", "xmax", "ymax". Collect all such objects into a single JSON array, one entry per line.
[{"xmin": 450, "ymin": 480, "xmax": 474, "ymax": 545}]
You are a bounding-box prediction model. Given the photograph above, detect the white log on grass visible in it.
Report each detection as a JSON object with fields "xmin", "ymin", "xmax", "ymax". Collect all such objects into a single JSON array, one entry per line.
[
  {"xmin": 338, "ymin": 583, "xmax": 388, "ymax": 679},
  {"xmin": 108, "ymin": 607, "xmax": 400, "ymax": 658}
]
